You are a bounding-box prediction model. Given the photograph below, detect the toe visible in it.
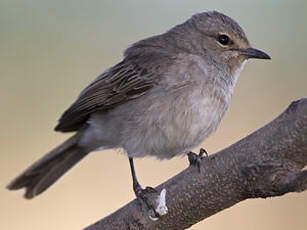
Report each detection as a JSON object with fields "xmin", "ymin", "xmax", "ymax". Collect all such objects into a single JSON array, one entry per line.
[
  {"xmin": 188, "ymin": 151, "xmax": 198, "ymax": 166},
  {"xmin": 199, "ymin": 148, "xmax": 208, "ymax": 157}
]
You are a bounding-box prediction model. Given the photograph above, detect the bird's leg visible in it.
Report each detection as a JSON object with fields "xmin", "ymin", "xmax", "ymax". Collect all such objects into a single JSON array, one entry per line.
[
  {"xmin": 129, "ymin": 157, "xmax": 142, "ymax": 194},
  {"xmin": 188, "ymin": 148, "xmax": 208, "ymax": 172},
  {"xmin": 128, "ymin": 157, "xmax": 159, "ymax": 217}
]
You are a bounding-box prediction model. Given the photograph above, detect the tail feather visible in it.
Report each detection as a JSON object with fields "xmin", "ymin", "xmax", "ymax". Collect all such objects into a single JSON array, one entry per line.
[{"xmin": 7, "ymin": 134, "xmax": 89, "ymax": 199}]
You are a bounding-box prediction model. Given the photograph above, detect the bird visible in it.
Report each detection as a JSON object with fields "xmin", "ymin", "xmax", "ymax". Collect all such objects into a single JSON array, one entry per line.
[{"xmin": 7, "ymin": 11, "xmax": 270, "ymax": 204}]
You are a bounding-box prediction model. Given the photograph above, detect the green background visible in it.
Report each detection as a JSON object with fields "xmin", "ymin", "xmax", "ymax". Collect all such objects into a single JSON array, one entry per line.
[{"xmin": 1, "ymin": 0, "xmax": 306, "ymax": 229}]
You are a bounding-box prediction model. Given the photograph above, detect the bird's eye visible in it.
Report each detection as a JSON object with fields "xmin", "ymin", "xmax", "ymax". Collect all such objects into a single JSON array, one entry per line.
[{"xmin": 217, "ymin": 34, "xmax": 231, "ymax": 46}]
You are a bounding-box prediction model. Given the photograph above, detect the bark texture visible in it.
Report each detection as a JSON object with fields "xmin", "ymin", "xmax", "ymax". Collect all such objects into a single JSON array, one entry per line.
[{"xmin": 85, "ymin": 98, "xmax": 307, "ymax": 230}]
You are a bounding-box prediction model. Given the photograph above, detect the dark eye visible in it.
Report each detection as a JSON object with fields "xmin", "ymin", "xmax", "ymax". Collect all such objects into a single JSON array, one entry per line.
[{"xmin": 217, "ymin": 34, "xmax": 231, "ymax": 46}]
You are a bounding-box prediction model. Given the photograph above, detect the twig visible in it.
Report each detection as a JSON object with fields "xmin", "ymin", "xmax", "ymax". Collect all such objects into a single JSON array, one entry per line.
[{"xmin": 85, "ymin": 98, "xmax": 307, "ymax": 230}]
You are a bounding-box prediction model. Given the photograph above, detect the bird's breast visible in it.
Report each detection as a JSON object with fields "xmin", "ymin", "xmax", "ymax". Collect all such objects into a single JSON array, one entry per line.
[
  {"xmin": 174, "ymin": 82, "xmax": 231, "ymax": 148},
  {"xmin": 121, "ymin": 81, "xmax": 232, "ymax": 159}
]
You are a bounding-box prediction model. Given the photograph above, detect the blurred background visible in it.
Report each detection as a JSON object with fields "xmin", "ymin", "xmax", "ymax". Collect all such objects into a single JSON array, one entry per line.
[{"xmin": 1, "ymin": 0, "xmax": 306, "ymax": 229}]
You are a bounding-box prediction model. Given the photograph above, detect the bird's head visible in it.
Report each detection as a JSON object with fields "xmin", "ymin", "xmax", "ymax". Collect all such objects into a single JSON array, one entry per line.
[{"xmin": 187, "ymin": 11, "xmax": 271, "ymax": 74}]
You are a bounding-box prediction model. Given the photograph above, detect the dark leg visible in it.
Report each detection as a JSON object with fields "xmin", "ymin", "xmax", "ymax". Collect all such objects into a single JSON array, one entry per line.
[
  {"xmin": 128, "ymin": 157, "xmax": 159, "ymax": 217},
  {"xmin": 129, "ymin": 157, "xmax": 143, "ymax": 196},
  {"xmin": 188, "ymin": 148, "xmax": 208, "ymax": 172}
]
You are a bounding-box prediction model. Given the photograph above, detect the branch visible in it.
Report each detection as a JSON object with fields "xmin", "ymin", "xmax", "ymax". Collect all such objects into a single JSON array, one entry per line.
[{"xmin": 85, "ymin": 98, "xmax": 307, "ymax": 230}]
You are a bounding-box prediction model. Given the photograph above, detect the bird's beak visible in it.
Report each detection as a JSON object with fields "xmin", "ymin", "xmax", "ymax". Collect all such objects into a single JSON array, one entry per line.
[{"xmin": 240, "ymin": 47, "xmax": 271, "ymax": 60}]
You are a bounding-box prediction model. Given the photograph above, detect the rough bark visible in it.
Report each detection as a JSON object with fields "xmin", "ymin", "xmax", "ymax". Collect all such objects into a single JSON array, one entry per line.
[{"xmin": 85, "ymin": 98, "xmax": 307, "ymax": 230}]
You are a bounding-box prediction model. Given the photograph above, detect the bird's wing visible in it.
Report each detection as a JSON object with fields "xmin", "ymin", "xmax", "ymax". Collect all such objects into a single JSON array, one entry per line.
[{"xmin": 55, "ymin": 59, "xmax": 158, "ymax": 132}]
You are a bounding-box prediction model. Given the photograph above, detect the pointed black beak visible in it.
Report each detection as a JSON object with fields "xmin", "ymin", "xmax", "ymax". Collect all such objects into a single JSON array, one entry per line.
[{"xmin": 241, "ymin": 47, "xmax": 271, "ymax": 60}]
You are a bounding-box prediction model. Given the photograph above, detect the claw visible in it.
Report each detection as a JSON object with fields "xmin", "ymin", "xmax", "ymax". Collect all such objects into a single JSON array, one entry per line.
[
  {"xmin": 199, "ymin": 148, "xmax": 208, "ymax": 158},
  {"xmin": 188, "ymin": 148, "xmax": 209, "ymax": 172}
]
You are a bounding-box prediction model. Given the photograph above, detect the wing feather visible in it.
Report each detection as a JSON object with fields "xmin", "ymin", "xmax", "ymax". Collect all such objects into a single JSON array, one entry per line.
[{"xmin": 54, "ymin": 60, "xmax": 156, "ymax": 132}]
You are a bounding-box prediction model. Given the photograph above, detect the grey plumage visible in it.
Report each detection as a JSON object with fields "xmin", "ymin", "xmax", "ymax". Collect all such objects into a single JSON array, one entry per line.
[
  {"xmin": 7, "ymin": 11, "xmax": 270, "ymax": 198},
  {"xmin": 7, "ymin": 133, "xmax": 89, "ymax": 198}
]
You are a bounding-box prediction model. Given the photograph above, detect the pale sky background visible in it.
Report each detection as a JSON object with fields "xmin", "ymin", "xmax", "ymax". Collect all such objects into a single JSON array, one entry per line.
[{"xmin": 1, "ymin": 0, "xmax": 306, "ymax": 229}]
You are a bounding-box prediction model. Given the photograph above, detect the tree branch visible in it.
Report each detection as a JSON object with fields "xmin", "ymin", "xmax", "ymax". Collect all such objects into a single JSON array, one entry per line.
[{"xmin": 85, "ymin": 98, "xmax": 307, "ymax": 230}]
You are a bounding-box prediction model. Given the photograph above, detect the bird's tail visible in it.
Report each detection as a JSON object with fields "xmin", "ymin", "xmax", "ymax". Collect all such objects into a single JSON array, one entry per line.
[{"xmin": 7, "ymin": 133, "xmax": 89, "ymax": 199}]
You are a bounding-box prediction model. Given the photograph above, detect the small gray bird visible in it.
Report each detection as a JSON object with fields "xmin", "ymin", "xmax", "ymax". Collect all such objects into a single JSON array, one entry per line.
[{"xmin": 7, "ymin": 11, "xmax": 270, "ymax": 201}]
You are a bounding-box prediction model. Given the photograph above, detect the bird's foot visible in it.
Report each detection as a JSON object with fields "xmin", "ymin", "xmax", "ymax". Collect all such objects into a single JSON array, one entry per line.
[
  {"xmin": 188, "ymin": 148, "xmax": 208, "ymax": 172},
  {"xmin": 129, "ymin": 157, "xmax": 168, "ymax": 219},
  {"xmin": 133, "ymin": 184, "xmax": 162, "ymax": 219}
]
